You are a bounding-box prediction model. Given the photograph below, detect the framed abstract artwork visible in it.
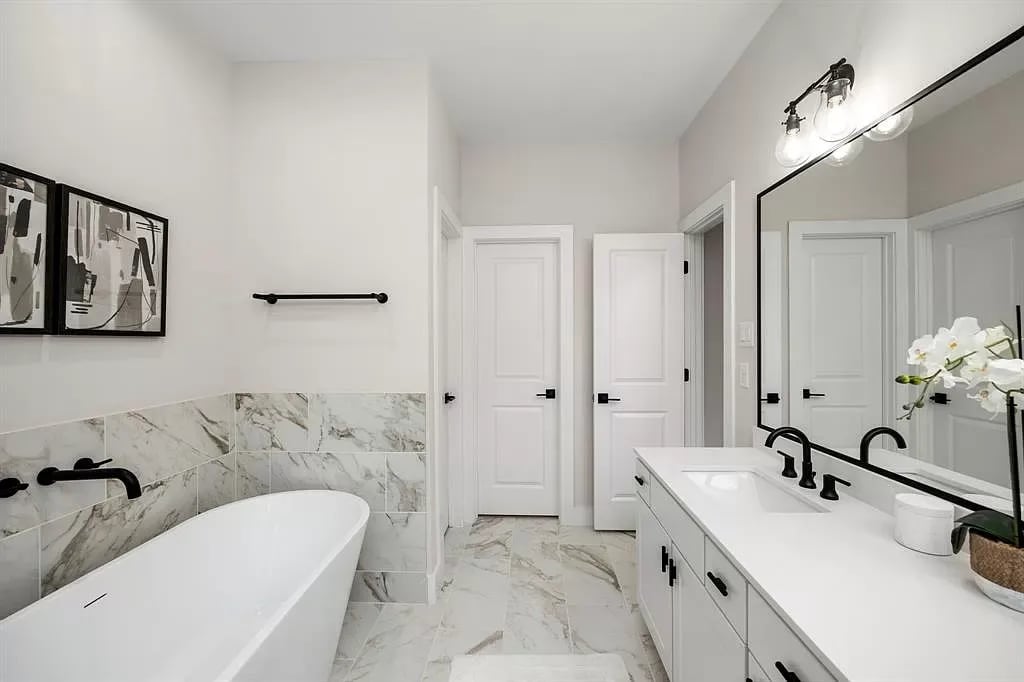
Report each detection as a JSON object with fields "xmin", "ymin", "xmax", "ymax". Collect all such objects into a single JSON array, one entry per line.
[
  {"xmin": 0, "ymin": 163, "xmax": 57, "ymax": 334},
  {"xmin": 56, "ymin": 186, "xmax": 168, "ymax": 336}
]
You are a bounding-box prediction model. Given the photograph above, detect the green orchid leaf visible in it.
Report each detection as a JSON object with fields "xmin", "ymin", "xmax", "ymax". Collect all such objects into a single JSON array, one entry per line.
[{"xmin": 950, "ymin": 509, "xmax": 1019, "ymax": 553}]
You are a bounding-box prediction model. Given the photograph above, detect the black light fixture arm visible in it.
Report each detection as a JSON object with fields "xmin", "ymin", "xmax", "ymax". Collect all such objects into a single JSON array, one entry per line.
[{"xmin": 782, "ymin": 57, "xmax": 855, "ymax": 116}]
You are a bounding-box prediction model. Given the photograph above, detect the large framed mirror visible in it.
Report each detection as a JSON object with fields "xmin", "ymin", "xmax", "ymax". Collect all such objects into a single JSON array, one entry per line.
[{"xmin": 757, "ymin": 26, "xmax": 1024, "ymax": 513}]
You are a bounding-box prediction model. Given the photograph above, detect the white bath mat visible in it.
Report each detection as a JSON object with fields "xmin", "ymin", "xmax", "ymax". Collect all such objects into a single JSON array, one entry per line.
[{"xmin": 449, "ymin": 654, "xmax": 629, "ymax": 682}]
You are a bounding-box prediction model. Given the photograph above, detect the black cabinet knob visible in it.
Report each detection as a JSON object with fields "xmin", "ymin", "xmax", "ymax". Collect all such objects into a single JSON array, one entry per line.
[
  {"xmin": 775, "ymin": 661, "xmax": 802, "ymax": 682},
  {"xmin": 706, "ymin": 571, "xmax": 728, "ymax": 597}
]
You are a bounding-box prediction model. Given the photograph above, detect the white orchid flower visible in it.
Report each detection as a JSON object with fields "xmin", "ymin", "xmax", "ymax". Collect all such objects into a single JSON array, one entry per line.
[
  {"xmin": 984, "ymin": 325, "xmax": 1014, "ymax": 356},
  {"xmin": 960, "ymin": 354, "xmax": 991, "ymax": 388},
  {"xmin": 987, "ymin": 358, "xmax": 1024, "ymax": 391},
  {"xmin": 932, "ymin": 317, "xmax": 984, "ymax": 362},
  {"xmin": 968, "ymin": 384, "xmax": 1008, "ymax": 415},
  {"xmin": 936, "ymin": 369, "xmax": 967, "ymax": 389},
  {"xmin": 907, "ymin": 334, "xmax": 935, "ymax": 367}
]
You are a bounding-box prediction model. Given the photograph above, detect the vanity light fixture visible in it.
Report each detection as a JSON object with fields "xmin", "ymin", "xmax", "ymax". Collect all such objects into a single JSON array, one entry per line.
[
  {"xmin": 824, "ymin": 136, "xmax": 864, "ymax": 167},
  {"xmin": 773, "ymin": 57, "xmax": 858, "ymax": 167},
  {"xmin": 865, "ymin": 105, "xmax": 914, "ymax": 141}
]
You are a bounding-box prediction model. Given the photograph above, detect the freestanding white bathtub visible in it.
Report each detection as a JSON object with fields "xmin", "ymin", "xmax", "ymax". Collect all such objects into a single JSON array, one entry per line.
[{"xmin": 0, "ymin": 490, "xmax": 369, "ymax": 682}]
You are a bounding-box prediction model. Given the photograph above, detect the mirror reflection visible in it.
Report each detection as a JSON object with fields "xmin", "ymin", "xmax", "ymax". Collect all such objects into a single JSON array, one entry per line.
[{"xmin": 759, "ymin": 37, "xmax": 1024, "ymax": 509}]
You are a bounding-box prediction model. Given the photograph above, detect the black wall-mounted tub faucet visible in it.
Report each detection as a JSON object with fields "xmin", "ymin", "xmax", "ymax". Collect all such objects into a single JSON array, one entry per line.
[
  {"xmin": 765, "ymin": 426, "xmax": 816, "ymax": 489},
  {"xmin": 859, "ymin": 426, "xmax": 907, "ymax": 464},
  {"xmin": 38, "ymin": 458, "xmax": 142, "ymax": 499}
]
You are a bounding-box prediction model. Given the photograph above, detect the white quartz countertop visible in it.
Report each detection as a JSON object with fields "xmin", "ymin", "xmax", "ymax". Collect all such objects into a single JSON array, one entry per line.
[{"xmin": 635, "ymin": 446, "xmax": 1024, "ymax": 682}]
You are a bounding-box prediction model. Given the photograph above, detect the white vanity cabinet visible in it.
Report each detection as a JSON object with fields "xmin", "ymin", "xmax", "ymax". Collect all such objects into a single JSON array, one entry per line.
[{"xmin": 636, "ymin": 464, "xmax": 836, "ymax": 682}]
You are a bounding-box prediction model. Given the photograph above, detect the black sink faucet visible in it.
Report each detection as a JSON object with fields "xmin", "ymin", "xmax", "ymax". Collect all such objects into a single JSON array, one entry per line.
[
  {"xmin": 764, "ymin": 426, "xmax": 816, "ymax": 489},
  {"xmin": 38, "ymin": 458, "xmax": 142, "ymax": 499},
  {"xmin": 859, "ymin": 426, "xmax": 907, "ymax": 464}
]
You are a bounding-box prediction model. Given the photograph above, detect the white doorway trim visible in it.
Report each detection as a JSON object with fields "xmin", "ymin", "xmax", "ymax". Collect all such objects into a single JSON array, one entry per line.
[
  {"xmin": 459, "ymin": 225, "xmax": 575, "ymax": 525},
  {"xmin": 427, "ymin": 186, "xmax": 462, "ymax": 603},
  {"xmin": 909, "ymin": 180, "xmax": 1024, "ymax": 465},
  {"xmin": 679, "ymin": 181, "xmax": 736, "ymax": 446}
]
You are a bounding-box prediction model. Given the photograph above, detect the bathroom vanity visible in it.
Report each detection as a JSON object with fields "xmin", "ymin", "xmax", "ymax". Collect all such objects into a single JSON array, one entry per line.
[{"xmin": 634, "ymin": 446, "xmax": 1024, "ymax": 682}]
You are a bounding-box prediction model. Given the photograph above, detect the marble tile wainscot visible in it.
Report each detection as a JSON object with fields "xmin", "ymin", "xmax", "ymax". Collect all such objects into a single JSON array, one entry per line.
[
  {"xmin": 0, "ymin": 394, "xmax": 235, "ymax": 618},
  {"xmin": 234, "ymin": 392, "xmax": 429, "ymax": 604}
]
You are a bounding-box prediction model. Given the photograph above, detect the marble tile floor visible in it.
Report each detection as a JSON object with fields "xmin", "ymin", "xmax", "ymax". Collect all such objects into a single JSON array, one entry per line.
[{"xmin": 331, "ymin": 516, "xmax": 669, "ymax": 682}]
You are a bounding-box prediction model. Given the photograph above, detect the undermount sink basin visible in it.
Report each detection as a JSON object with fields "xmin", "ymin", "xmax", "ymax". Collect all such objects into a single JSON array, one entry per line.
[{"xmin": 682, "ymin": 469, "xmax": 826, "ymax": 514}]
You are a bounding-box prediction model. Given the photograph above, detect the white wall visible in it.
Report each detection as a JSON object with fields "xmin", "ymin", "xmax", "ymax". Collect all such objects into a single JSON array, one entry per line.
[
  {"xmin": 677, "ymin": 0, "xmax": 1024, "ymax": 445},
  {"xmin": 230, "ymin": 61, "xmax": 432, "ymax": 392},
  {"xmin": 461, "ymin": 141, "xmax": 678, "ymax": 516},
  {"xmin": 0, "ymin": 1, "xmax": 232, "ymax": 432}
]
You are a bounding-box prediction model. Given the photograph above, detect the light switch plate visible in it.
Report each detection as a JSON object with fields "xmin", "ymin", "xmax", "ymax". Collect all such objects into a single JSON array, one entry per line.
[
  {"xmin": 739, "ymin": 362, "xmax": 751, "ymax": 388},
  {"xmin": 738, "ymin": 321, "xmax": 755, "ymax": 347}
]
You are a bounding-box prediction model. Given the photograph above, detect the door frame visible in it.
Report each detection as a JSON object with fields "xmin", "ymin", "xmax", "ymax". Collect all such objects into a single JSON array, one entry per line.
[
  {"xmin": 458, "ymin": 225, "xmax": 575, "ymax": 526},
  {"xmin": 789, "ymin": 219, "xmax": 909, "ymax": 440},
  {"xmin": 427, "ymin": 187, "xmax": 462, "ymax": 601},
  {"xmin": 679, "ymin": 181, "xmax": 736, "ymax": 446},
  {"xmin": 909, "ymin": 180, "xmax": 1024, "ymax": 465}
]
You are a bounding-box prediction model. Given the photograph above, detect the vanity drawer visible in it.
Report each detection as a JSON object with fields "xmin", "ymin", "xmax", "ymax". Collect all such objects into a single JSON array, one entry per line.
[
  {"xmin": 747, "ymin": 652, "xmax": 771, "ymax": 682},
  {"xmin": 651, "ymin": 478, "xmax": 704, "ymax": 574},
  {"xmin": 704, "ymin": 538, "xmax": 747, "ymax": 640},
  {"xmin": 748, "ymin": 590, "xmax": 837, "ymax": 682},
  {"xmin": 634, "ymin": 459, "xmax": 652, "ymax": 505}
]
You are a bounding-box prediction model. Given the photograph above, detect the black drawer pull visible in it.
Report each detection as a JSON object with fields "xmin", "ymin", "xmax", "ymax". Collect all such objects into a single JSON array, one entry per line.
[
  {"xmin": 634, "ymin": 474, "xmax": 645, "ymax": 486},
  {"xmin": 706, "ymin": 571, "xmax": 728, "ymax": 596},
  {"xmin": 775, "ymin": 661, "xmax": 801, "ymax": 682},
  {"xmin": 661, "ymin": 545, "xmax": 668, "ymax": 573},
  {"xmin": 668, "ymin": 558, "xmax": 677, "ymax": 587}
]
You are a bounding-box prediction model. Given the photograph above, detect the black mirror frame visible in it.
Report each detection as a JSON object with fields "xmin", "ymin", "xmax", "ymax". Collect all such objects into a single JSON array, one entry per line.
[{"xmin": 755, "ymin": 24, "xmax": 1024, "ymax": 514}]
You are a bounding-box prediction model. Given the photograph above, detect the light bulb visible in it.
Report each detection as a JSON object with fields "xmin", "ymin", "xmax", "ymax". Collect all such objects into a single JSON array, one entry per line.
[
  {"xmin": 865, "ymin": 105, "xmax": 914, "ymax": 141},
  {"xmin": 813, "ymin": 77, "xmax": 857, "ymax": 142},
  {"xmin": 824, "ymin": 136, "xmax": 864, "ymax": 167},
  {"xmin": 774, "ymin": 111, "xmax": 811, "ymax": 167}
]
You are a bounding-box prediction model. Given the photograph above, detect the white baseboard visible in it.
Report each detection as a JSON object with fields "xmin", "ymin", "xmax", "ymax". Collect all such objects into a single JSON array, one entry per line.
[{"xmin": 560, "ymin": 505, "xmax": 594, "ymax": 527}]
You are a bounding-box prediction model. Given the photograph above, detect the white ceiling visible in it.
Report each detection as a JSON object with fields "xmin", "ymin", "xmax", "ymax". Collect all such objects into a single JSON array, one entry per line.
[{"xmin": 158, "ymin": 0, "xmax": 779, "ymax": 142}]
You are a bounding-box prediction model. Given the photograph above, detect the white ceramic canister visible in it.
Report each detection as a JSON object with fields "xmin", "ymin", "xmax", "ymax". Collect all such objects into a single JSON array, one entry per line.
[{"xmin": 894, "ymin": 493, "xmax": 955, "ymax": 556}]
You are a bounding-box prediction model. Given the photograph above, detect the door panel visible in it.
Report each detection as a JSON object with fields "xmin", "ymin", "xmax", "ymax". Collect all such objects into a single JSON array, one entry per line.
[
  {"xmin": 477, "ymin": 241, "xmax": 559, "ymax": 515},
  {"xmin": 594, "ymin": 234, "xmax": 684, "ymax": 530},
  {"xmin": 931, "ymin": 206, "xmax": 1024, "ymax": 481},
  {"xmin": 789, "ymin": 228, "xmax": 886, "ymax": 447},
  {"xmin": 637, "ymin": 500, "xmax": 672, "ymax": 678}
]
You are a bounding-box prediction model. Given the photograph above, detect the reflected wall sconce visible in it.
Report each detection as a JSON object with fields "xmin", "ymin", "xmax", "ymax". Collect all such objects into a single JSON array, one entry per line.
[{"xmin": 774, "ymin": 58, "xmax": 858, "ymax": 167}]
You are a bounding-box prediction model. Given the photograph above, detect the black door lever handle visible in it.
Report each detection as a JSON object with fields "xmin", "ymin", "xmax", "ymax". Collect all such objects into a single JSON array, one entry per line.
[
  {"xmin": 597, "ymin": 393, "xmax": 621, "ymax": 404},
  {"xmin": 536, "ymin": 388, "xmax": 557, "ymax": 399},
  {"xmin": 802, "ymin": 388, "xmax": 826, "ymax": 399}
]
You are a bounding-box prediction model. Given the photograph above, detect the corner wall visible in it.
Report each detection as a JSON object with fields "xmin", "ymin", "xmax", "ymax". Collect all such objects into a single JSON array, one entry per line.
[{"xmin": 676, "ymin": 1, "xmax": 1024, "ymax": 445}]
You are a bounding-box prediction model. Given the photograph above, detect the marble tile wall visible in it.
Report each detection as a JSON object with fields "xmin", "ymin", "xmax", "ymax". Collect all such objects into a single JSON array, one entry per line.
[
  {"xmin": 0, "ymin": 391, "xmax": 428, "ymax": 620},
  {"xmin": 234, "ymin": 392, "xmax": 429, "ymax": 604},
  {"xmin": 0, "ymin": 394, "xmax": 234, "ymax": 618}
]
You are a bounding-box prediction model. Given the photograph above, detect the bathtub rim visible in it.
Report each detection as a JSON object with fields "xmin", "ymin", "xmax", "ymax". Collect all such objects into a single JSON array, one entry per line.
[{"xmin": 1, "ymin": 490, "xmax": 370, "ymax": 678}]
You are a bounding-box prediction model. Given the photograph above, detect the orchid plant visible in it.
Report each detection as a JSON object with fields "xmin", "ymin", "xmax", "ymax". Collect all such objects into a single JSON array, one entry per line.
[{"xmin": 897, "ymin": 316, "xmax": 1023, "ymax": 420}]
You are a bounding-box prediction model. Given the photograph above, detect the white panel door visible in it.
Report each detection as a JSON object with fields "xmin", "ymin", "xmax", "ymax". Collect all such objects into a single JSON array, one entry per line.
[
  {"xmin": 789, "ymin": 228, "xmax": 885, "ymax": 447},
  {"xmin": 931, "ymin": 206, "xmax": 1024, "ymax": 483},
  {"xmin": 476, "ymin": 241, "xmax": 560, "ymax": 515},
  {"xmin": 594, "ymin": 234, "xmax": 684, "ymax": 530}
]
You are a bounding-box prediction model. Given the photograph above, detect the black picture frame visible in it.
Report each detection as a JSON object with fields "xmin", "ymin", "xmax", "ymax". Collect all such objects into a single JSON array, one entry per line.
[
  {"xmin": 755, "ymin": 24, "xmax": 1024, "ymax": 513},
  {"xmin": 55, "ymin": 185, "xmax": 169, "ymax": 337},
  {"xmin": 0, "ymin": 162, "xmax": 58, "ymax": 335}
]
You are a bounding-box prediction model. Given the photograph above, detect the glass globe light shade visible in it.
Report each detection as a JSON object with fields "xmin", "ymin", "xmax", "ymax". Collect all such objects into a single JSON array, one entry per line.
[
  {"xmin": 865, "ymin": 105, "xmax": 914, "ymax": 141},
  {"xmin": 774, "ymin": 113, "xmax": 812, "ymax": 167},
  {"xmin": 813, "ymin": 77, "xmax": 857, "ymax": 142},
  {"xmin": 825, "ymin": 136, "xmax": 865, "ymax": 167}
]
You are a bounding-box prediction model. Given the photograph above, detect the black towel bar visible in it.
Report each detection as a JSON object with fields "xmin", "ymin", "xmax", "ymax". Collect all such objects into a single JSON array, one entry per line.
[{"xmin": 252, "ymin": 293, "xmax": 389, "ymax": 304}]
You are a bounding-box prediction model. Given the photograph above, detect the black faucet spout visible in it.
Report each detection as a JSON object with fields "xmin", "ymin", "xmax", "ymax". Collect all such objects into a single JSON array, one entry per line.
[
  {"xmin": 859, "ymin": 426, "xmax": 907, "ymax": 464},
  {"xmin": 765, "ymin": 426, "xmax": 816, "ymax": 489},
  {"xmin": 38, "ymin": 459, "xmax": 142, "ymax": 499}
]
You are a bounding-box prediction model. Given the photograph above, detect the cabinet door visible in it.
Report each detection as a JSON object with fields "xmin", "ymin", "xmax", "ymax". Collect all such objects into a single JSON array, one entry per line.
[
  {"xmin": 637, "ymin": 500, "xmax": 673, "ymax": 677},
  {"xmin": 672, "ymin": 545, "xmax": 745, "ymax": 682}
]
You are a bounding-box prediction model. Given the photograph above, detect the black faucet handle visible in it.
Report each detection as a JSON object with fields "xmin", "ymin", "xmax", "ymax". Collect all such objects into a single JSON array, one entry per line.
[
  {"xmin": 776, "ymin": 451, "xmax": 798, "ymax": 479},
  {"xmin": 74, "ymin": 457, "xmax": 113, "ymax": 470},
  {"xmin": 820, "ymin": 474, "xmax": 851, "ymax": 501},
  {"xmin": 0, "ymin": 477, "xmax": 29, "ymax": 498}
]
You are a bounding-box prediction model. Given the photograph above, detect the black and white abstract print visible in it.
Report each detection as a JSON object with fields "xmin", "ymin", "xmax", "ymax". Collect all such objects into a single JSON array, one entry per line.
[
  {"xmin": 59, "ymin": 189, "xmax": 167, "ymax": 335},
  {"xmin": 0, "ymin": 165, "xmax": 53, "ymax": 332}
]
